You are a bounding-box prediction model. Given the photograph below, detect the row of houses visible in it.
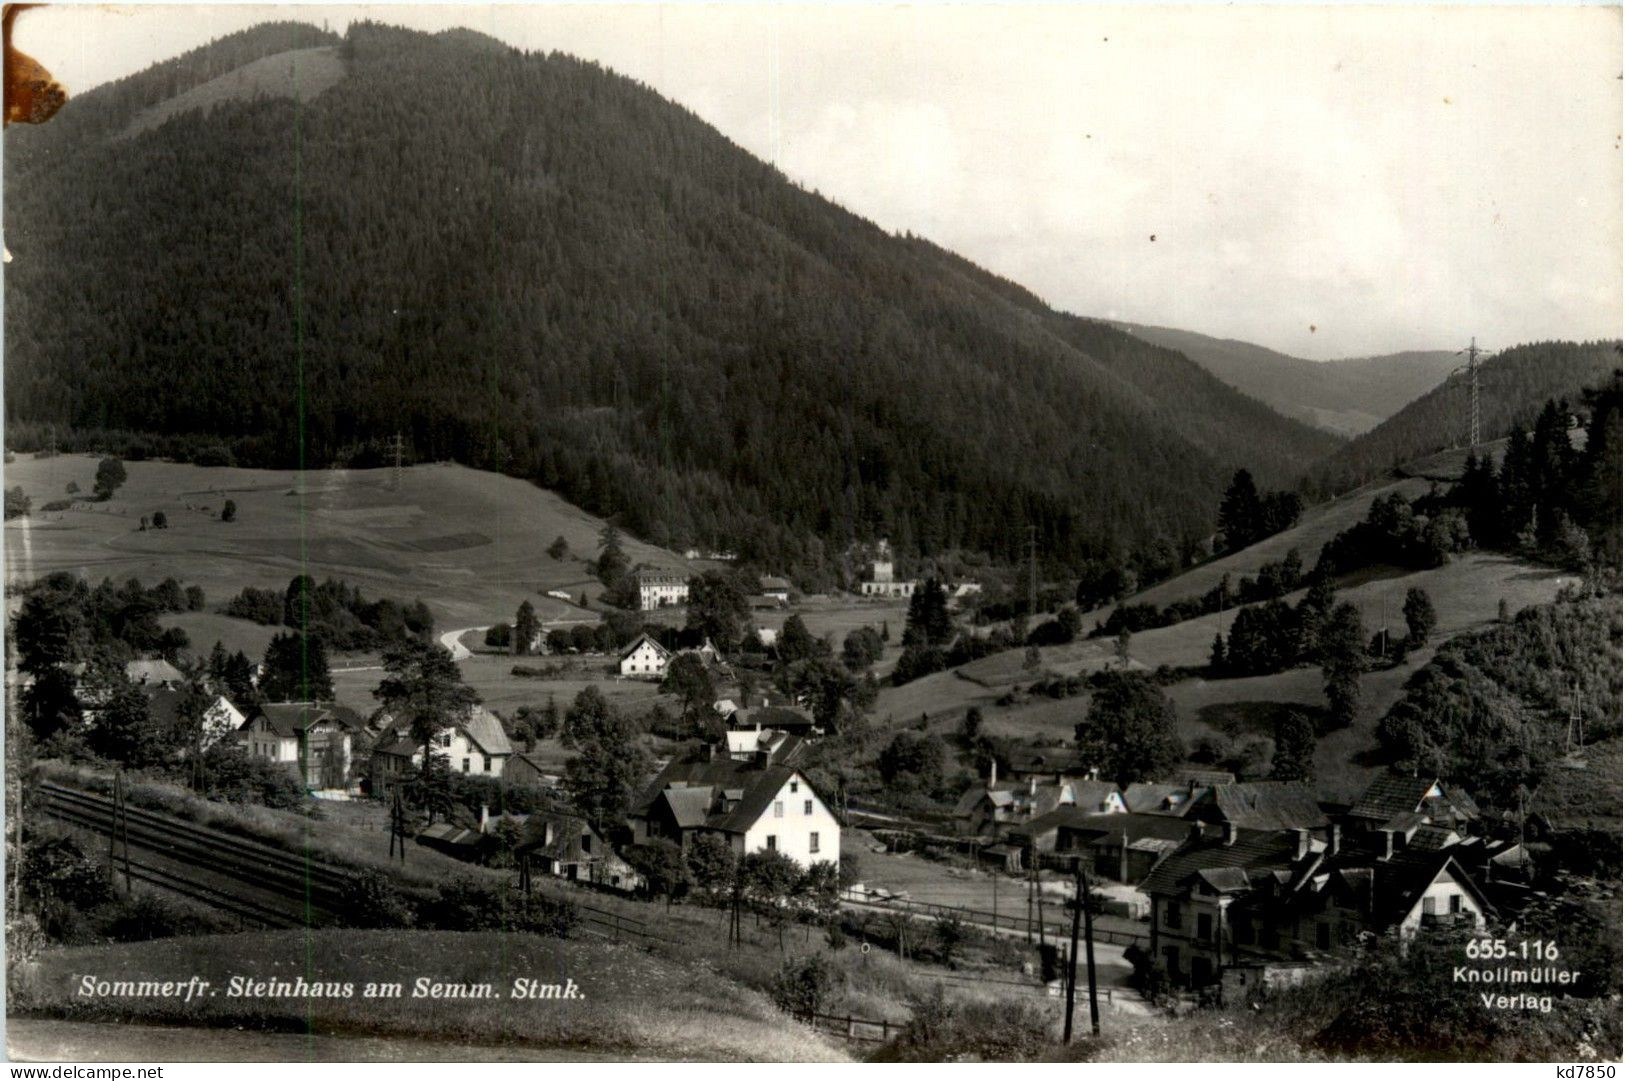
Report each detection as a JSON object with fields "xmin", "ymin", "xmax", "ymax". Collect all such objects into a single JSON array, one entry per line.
[
  {"xmin": 634, "ymin": 572, "xmax": 794, "ymax": 612},
  {"xmin": 953, "ymin": 761, "xmax": 1520, "ymax": 990}
]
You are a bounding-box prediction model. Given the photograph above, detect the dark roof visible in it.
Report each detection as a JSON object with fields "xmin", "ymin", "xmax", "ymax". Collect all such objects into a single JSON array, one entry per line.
[
  {"xmin": 1205, "ymin": 782, "xmax": 1329, "ymax": 831},
  {"xmin": 1123, "ymin": 782, "xmax": 1205, "ymax": 816},
  {"xmin": 245, "ymin": 702, "xmax": 350, "ymax": 739},
  {"xmin": 1140, "ymin": 827, "xmax": 1307, "ymax": 897},
  {"xmin": 1054, "ymin": 812, "xmax": 1198, "ymax": 848},
  {"xmin": 515, "ymin": 810, "xmax": 604, "ymax": 861},
  {"xmin": 759, "ymin": 576, "xmax": 792, "ymax": 591},
  {"xmin": 1348, "ymin": 769, "xmax": 1479, "ymax": 825},
  {"xmin": 631, "ymin": 748, "xmax": 815, "ymax": 835},
  {"xmin": 729, "ymin": 705, "xmax": 816, "ymax": 731},
  {"xmin": 1256, "ymin": 846, "xmax": 1499, "ymax": 930}
]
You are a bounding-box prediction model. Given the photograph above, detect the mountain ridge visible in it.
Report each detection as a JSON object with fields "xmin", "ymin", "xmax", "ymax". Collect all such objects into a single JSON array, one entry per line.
[
  {"xmin": 0, "ymin": 21, "xmax": 1349, "ymax": 581},
  {"xmin": 1112, "ymin": 321, "xmax": 1459, "ymax": 437}
]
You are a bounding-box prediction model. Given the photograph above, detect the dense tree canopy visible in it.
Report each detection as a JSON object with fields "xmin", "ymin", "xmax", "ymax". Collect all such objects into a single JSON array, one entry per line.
[{"xmin": 4, "ymin": 21, "xmax": 1339, "ymax": 580}]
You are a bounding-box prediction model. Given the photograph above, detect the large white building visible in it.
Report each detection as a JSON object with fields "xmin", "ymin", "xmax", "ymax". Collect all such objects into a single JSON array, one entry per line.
[
  {"xmin": 859, "ymin": 539, "xmax": 917, "ymax": 599},
  {"xmin": 618, "ymin": 633, "xmax": 671, "ymax": 679},
  {"xmin": 636, "ymin": 572, "xmax": 690, "ymax": 611},
  {"xmin": 627, "ymin": 732, "xmax": 839, "ymax": 870}
]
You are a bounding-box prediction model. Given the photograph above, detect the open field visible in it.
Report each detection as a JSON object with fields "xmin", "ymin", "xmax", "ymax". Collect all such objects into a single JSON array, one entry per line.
[
  {"xmin": 329, "ymin": 651, "xmax": 669, "ymax": 722},
  {"xmin": 2, "ymin": 454, "xmax": 691, "ymax": 630},
  {"xmin": 10, "ymin": 929, "xmax": 846, "ymax": 1062},
  {"xmin": 159, "ymin": 611, "xmax": 281, "ymax": 660}
]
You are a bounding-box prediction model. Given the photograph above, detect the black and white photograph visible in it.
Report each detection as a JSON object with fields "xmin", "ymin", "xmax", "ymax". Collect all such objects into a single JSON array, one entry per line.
[{"xmin": 1, "ymin": 1, "xmax": 1620, "ymax": 1066}]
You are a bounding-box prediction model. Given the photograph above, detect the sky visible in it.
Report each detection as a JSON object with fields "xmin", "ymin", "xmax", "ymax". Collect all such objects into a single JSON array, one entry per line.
[{"xmin": 10, "ymin": 3, "xmax": 1622, "ymax": 359}]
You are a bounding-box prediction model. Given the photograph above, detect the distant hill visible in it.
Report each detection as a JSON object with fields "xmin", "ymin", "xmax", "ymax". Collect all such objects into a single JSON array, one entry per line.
[
  {"xmin": 1114, "ymin": 322, "xmax": 1458, "ymax": 437},
  {"xmin": 4, "ymin": 21, "xmax": 1340, "ymax": 579},
  {"xmin": 1313, "ymin": 340, "xmax": 1622, "ymax": 495}
]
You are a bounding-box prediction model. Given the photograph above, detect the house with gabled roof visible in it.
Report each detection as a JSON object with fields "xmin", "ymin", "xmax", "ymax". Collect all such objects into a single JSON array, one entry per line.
[
  {"xmin": 516, "ymin": 808, "xmax": 643, "ymax": 893},
  {"xmin": 1123, "ymin": 781, "xmax": 1209, "ymax": 817},
  {"xmin": 953, "ymin": 762, "xmax": 1123, "ymax": 839},
  {"xmin": 628, "ymin": 735, "xmax": 838, "ymax": 870},
  {"xmin": 238, "ymin": 702, "xmax": 363, "ymax": 791},
  {"xmin": 368, "ymin": 705, "xmax": 515, "ymax": 790},
  {"xmin": 1345, "ymin": 769, "xmax": 1480, "ymax": 835},
  {"xmin": 146, "ymin": 688, "xmax": 244, "ymax": 753},
  {"xmin": 1053, "ymin": 811, "xmax": 1198, "ymax": 884},
  {"xmin": 618, "ymin": 633, "xmax": 671, "ymax": 679},
  {"xmin": 1196, "ymin": 781, "xmax": 1331, "ymax": 832},
  {"xmin": 126, "ymin": 658, "xmax": 184, "ymax": 687},
  {"xmin": 1142, "ymin": 819, "xmax": 1496, "ymax": 989}
]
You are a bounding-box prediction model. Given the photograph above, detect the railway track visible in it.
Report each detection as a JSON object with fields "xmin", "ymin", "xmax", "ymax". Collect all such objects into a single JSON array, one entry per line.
[{"xmin": 35, "ymin": 781, "xmax": 354, "ymax": 928}]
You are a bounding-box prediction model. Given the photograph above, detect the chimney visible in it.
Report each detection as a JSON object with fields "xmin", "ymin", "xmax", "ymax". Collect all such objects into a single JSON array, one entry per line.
[
  {"xmin": 1328, "ymin": 823, "xmax": 1341, "ymax": 856},
  {"xmin": 1294, "ymin": 827, "xmax": 1311, "ymax": 860},
  {"xmin": 1029, "ymin": 777, "xmax": 1038, "ymax": 797},
  {"xmin": 1381, "ymin": 829, "xmax": 1395, "ymax": 861},
  {"xmin": 1223, "ymin": 821, "xmax": 1237, "ymax": 846},
  {"xmin": 479, "ymin": 803, "xmax": 490, "ymax": 834},
  {"xmin": 989, "ymin": 759, "xmax": 998, "ymax": 790}
]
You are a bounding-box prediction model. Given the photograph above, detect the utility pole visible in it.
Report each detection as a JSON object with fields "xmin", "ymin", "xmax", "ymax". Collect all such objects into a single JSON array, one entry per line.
[
  {"xmin": 1063, "ymin": 861, "xmax": 1082, "ymax": 1043},
  {"xmin": 1081, "ymin": 859, "xmax": 1101, "ymax": 1037}
]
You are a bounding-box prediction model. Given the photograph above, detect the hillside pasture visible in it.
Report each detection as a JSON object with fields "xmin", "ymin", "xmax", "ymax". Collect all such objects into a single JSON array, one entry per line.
[
  {"xmin": 13, "ymin": 930, "xmax": 845, "ymax": 1062},
  {"xmin": 2, "ymin": 454, "xmax": 694, "ymax": 631}
]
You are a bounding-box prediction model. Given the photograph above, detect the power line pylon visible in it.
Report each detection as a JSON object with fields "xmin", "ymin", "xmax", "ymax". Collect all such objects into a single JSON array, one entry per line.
[{"xmin": 1453, "ymin": 338, "xmax": 1492, "ymax": 450}]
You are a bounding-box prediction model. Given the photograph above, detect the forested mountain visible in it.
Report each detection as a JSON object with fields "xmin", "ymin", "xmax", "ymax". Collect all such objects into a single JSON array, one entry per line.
[
  {"xmin": 4, "ymin": 21, "xmax": 1342, "ymax": 576},
  {"xmin": 1114, "ymin": 322, "xmax": 1458, "ymax": 437},
  {"xmin": 1311, "ymin": 340, "xmax": 1622, "ymax": 495}
]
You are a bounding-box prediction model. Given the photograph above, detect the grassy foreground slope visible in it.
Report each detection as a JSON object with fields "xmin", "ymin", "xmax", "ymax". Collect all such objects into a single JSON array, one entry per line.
[
  {"xmin": 11, "ymin": 930, "xmax": 845, "ymax": 1062},
  {"xmin": 2, "ymin": 454, "xmax": 691, "ymax": 629}
]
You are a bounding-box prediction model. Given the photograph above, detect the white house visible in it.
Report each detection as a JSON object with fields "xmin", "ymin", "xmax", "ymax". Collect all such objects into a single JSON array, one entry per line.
[
  {"xmin": 144, "ymin": 689, "xmax": 246, "ymax": 752},
  {"xmin": 759, "ymin": 576, "xmax": 792, "ymax": 604},
  {"xmin": 627, "ymin": 734, "xmax": 839, "ymax": 870},
  {"xmin": 237, "ymin": 703, "xmax": 359, "ymax": 791},
  {"xmin": 636, "ymin": 572, "xmax": 689, "ymax": 611},
  {"xmin": 618, "ymin": 633, "xmax": 671, "ymax": 679},
  {"xmin": 369, "ymin": 705, "xmax": 515, "ymax": 789}
]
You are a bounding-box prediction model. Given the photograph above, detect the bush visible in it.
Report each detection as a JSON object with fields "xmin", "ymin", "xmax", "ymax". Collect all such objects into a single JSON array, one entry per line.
[
  {"xmin": 886, "ymin": 985, "xmax": 1053, "ymax": 1062},
  {"xmin": 770, "ymin": 953, "xmax": 837, "ymax": 1017},
  {"xmin": 199, "ymin": 745, "xmax": 307, "ymax": 808},
  {"xmin": 98, "ymin": 893, "xmax": 229, "ymax": 942},
  {"xmin": 336, "ymin": 869, "xmax": 417, "ymax": 929}
]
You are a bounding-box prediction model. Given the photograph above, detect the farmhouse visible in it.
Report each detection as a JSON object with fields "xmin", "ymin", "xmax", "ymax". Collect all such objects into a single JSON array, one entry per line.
[
  {"xmin": 619, "ymin": 633, "xmax": 671, "ymax": 679},
  {"xmin": 237, "ymin": 703, "xmax": 361, "ymax": 791},
  {"xmin": 628, "ymin": 735, "xmax": 839, "ymax": 869},
  {"xmin": 516, "ymin": 810, "xmax": 643, "ymax": 892},
  {"xmin": 368, "ymin": 705, "xmax": 515, "ymax": 789},
  {"xmin": 758, "ymin": 576, "xmax": 792, "ymax": 604},
  {"xmin": 636, "ymin": 572, "xmax": 689, "ymax": 611}
]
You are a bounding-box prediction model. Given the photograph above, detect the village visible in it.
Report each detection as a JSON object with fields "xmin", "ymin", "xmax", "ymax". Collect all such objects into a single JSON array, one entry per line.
[{"xmin": 8, "ymin": 504, "xmax": 1553, "ymax": 1033}]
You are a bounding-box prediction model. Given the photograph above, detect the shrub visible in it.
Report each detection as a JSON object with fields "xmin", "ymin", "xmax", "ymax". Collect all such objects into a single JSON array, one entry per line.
[
  {"xmin": 770, "ymin": 953, "xmax": 838, "ymax": 1017},
  {"xmin": 98, "ymin": 893, "xmax": 229, "ymax": 942},
  {"xmin": 336, "ymin": 869, "xmax": 417, "ymax": 929}
]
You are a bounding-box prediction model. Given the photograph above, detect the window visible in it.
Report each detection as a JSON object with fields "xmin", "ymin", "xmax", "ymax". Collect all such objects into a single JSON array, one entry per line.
[
  {"xmin": 483, "ymin": 755, "xmax": 492, "ymax": 772},
  {"xmin": 766, "ymin": 835, "xmax": 777, "ymax": 851},
  {"xmin": 804, "ymin": 800, "xmax": 814, "ymax": 815},
  {"xmin": 774, "ymin": 801, "xmax": 784, "ymax": 818},
  {"xmin": 810, "ymin": 832, "xmax": 820, "ymax": 854},
  {"xmin": 1197, "ymin": 913, "xmax": 1212, "ymax": 941},
  {"xmin": 581, "ymin": 834, "xmax": 591, "ymax": 854},
  {"xmin": 790, "ymin": 781, "xmax": 799, "ymax": 793},
  {"xmin": 1163, "ymin": 901, "xmax": 1181, "ymax": 930},
  {"xmin": 462, "ymin": 757, "xmax": 471, "ymax": 774},
  {"xmin": 438, "ymin": 731, "xmax": 452, "ymax": 748},
  {"xmin": 1449, "ymin": 894, "xmax": 1463, "ymax": 915}
]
